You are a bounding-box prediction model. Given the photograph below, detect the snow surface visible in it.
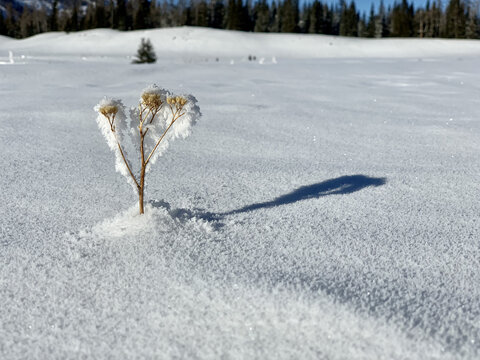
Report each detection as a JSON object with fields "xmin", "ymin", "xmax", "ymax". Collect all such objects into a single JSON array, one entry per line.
[{"xmin": 1, "ymin": 27, "xmax": 480, "ymax": 359}]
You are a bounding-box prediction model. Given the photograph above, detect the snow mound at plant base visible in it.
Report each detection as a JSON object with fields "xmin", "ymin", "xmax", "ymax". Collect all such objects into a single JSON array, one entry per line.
[{"xmin": 82, "ymin": 202, "xmax": 215, "ymax": 240}]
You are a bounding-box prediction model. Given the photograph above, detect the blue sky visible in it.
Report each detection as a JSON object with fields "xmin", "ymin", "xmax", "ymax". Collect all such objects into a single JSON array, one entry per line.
[{"xmin": 333, "ymin": 0, "xmax": 429, "ymax": 14}]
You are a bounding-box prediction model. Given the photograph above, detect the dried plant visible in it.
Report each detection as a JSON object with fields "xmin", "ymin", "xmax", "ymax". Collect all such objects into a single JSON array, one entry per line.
[{"xmin": 95, "ymin": 85, "xmax": 200, "ymax": 214}]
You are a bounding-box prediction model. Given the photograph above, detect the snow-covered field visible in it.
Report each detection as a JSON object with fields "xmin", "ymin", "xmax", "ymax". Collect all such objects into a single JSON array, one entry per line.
[{"xmin": 1, "ymin": 27, "xmax": 480, "ymax": 359}]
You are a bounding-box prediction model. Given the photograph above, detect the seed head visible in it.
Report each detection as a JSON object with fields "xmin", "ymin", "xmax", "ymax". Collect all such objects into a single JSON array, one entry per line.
[
  {"xmin": 142, "ymin": 92, "xmax": 163, "ymax": 111},
  {"xmin": 99, "ymin": 105, "xmax": 118, "ymax": 118},
  {"xmin": 167, "ymin": 96, "xmax": 187, "ymax": 107}
]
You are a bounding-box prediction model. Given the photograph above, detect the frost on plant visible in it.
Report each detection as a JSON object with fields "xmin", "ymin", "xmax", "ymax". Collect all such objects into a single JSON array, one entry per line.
[{"xmin": 94, "ymin": 85, "xmax": 201, "ymax": 214}]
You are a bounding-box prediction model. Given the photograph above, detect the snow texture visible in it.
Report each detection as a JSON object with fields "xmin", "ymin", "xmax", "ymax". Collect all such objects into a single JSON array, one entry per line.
[{"xmin": 1, "ymin": 28, "xmax": 480, "ymax": 359}]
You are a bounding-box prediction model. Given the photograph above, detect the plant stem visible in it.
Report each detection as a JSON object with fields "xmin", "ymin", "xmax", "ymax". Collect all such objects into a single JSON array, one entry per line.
[
  {"xmin": 139, "ymin": 113, "xmax": 146, "ymax": 215},
  {"xmin": 139, "ymin": 164, "xmax": 145, "ymax": 214},
  {"xmin": 116, "ymin": 142, "xmax": 140, "ymax": 190},
  {"xmin": 145, "ymin": 111, "xmax": 184, "ymax": 166},
  {"xmin": 137, "ymin": 103, "xmax": 184, "ymax": 214},
  {"xmin": 105, "ymin": 114, "xmax": 140, "ymax": 190}
]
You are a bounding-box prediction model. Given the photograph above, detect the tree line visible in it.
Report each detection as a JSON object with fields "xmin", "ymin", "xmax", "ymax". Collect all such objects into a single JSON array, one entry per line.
[{"xmin": 0, "ymin": 0, "xmax": 479, "ymax": 39}]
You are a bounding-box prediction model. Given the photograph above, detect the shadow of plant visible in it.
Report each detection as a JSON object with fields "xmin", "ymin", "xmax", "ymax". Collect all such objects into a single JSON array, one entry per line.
[
  {"xmin": 223, "ymin": 175, "xmax": 386, "ymax": 216},
  {"xmin": 150, "ymin": 175, "xmax": 386, "ymax": 227}
]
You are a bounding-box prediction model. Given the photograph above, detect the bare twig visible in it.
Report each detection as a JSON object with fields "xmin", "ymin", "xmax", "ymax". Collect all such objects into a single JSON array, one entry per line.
[
  {"xmin": 143, "ymin": 109, "xmax": 160, "ymax": 137},
  {"xmin": 144, "ymin": 110, "xmax": 185, "ymax": 166},
  {"xmin": 104, "ymin": 113, "xmax": 140, "ymax": 189},
  {"xmin": 116, "ymin": 141, "xmax": 140, "ymax": 190}
]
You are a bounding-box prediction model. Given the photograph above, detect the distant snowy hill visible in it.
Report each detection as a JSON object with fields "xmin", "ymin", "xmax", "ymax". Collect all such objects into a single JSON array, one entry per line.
[{"xmin": 2, "ymin": 27, "xmax": 480, "ymax": 60}]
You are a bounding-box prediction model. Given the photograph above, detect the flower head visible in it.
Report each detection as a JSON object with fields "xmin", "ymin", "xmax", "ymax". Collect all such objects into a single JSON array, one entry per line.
[
  {"xmin": 99, "ymin": 105, "xmax": 118, "ymax": 118},
  {"xmin": 95, "ymin": 98, "xmax": 124, "ymax": 132},
  {"xmin": 141, "ymin": 92, "xmax": 163, "ymax": 111},
  {"xmin": 167, "ymin": 96, "xmax": 188, "ymax": 107}
]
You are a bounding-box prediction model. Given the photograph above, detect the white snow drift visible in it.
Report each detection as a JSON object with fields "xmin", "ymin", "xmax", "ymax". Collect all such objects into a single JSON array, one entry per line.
[{"xmin": 2, "ymin": 26, "xmax": 480, "ymax": 59}]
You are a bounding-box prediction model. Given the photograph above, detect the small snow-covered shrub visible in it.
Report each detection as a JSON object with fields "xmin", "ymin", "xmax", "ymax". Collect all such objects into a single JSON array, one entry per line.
[
  {"xmin": 132, "ymin": 38, "xmax": 157, "ymax": 64},
  {"xmin": 95, "ymin": 85, "xmax": 201, "ymax": 214}
]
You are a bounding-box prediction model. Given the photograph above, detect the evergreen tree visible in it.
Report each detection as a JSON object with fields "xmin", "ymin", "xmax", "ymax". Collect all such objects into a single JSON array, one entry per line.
[
  {"xmin": 366, "ymin": 4, "xmax": 375, "ymax": 37},
  {"xmin": 330, "ymin": 3, "xmax": 340, "ymax": 35},
  {"xmin": 116, "ymin": 0, "xmax": 128, "ymax": 30},
  {"xmin": 322, "ymin": 3, "xmax": 333, "ymax": 34},
  {"xmin": 415, "ymin": 7, "xmax": 426, "ymax": 37},
  {"xmin": 211, "ymin": 0, "xmax": 226, "ymax": 28},
  {"xmin": 183, "ymin": 1, "xmax": 194, "ymax": 26},
  {"xmin": 20, "ymin": 9, "xmax": 36, "ymax": 38},
  {"xmin": 84, "ymin": 3, "xmax": 96, "ymax": 29},
  {"xmin": 340, "ymin": 1, "xmax": 358, "ymax": 36},
  {"xmin": 308, "ymin": 0, "xmax": 324, "ymax": 34},
  {"xmin": 280, "ymin": 0, "xmax": 299, "ymax": 32},
  {"xmin": 134, "ymin": 0, "xmax": 153, "ymax": 29},
  {"xmin": 358, "ymin": 12, "xmax": 367, "ymax": 37},
  {"xmin": 107, "ymin": 0, "xmax": 116, "ymax": 28},
  {"xmin": 465, "ymin": 1, "xmax": 479, "ymax": 39},
  {"xmin": 49, "ymin": 0, "xmax": 58, "ymax": 32},
  {"xmin": 125, "ymin": 0, "xmax": 135, "ymax": 29},
  {"xmin": 150, "ymin": 0, "xmax": 162, "ymax": 28},
  {"xmin": 5, "ymin": 4, "xmax": 19, "ymax": 38},
  {"xmin": 434, "ymin": 0, "xmax": 446, "ymax": 37},
  {"xmin": 71, "ymin": 2, "xmax": 79, "ymax": 31},
  {"xmin": 94, "ymin": 0, "xmax": 107, "ymax": 28},
  {"xmin": 375, "ymin": 0, "xmax": 387, "ymax": 37},
  {"xmin": 304, "ymin": 2, "xmax": 313, "ymax": 33},
  {"xmin": 269, "ymin": 1, "xmax": 280, "ymax": 32},
  {"xmin": 132, "ymin": 38, "xmax": 157, "ymax": 63},
  {"xmin": 391, "ymin": 0, "xmax": 414, "ymax": 37},
  {"xmin": 247, "ymin": 0, "xmax": 256, "ymax": 30},
  {"xmin": 226, "ymin": 0, "xmax": 238, "ymax": 29},
  {"xmin": 238, "ymin": 0, "xmax": 253, "ymax": 30},
  {"xmin": 254, "ymin": 0, "xmax": 270, "ymax": 32},
  {"xmin": 445, "ymin": 0, "xmax": 466, "ymax": 38},
  {"xmin": 195, "ymin": 0, "xmax": 209, "ymax": 26},
  {"xmin": 0, "ymin": 11, "xmax": 6, "ymax": 36},
  {"xmin": 338, "ymin": 0, "xmax": 347, "ymax": 35}
]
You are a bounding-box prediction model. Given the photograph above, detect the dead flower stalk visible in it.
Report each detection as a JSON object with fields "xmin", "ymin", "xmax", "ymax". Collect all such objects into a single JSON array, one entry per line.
[{"xmin": 95, "ymin": 86, "xmax": 200, "ymax": 215}]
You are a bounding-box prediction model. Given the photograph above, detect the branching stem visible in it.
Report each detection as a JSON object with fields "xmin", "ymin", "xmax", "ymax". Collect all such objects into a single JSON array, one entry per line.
[
  {"xmin": 102, "ymin": 97, "xmax": 188, "ymax": 215},
  {"xmin": 104, "ymin": 114, "xmax": 140, "ymax": 190},
  {"xmin": 116, "ymin": 141, "xmax": 140, "ymax": 190},
  {"xmin": 145, "ymin": 108, "xmax": 185, "ymax": 166}
]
